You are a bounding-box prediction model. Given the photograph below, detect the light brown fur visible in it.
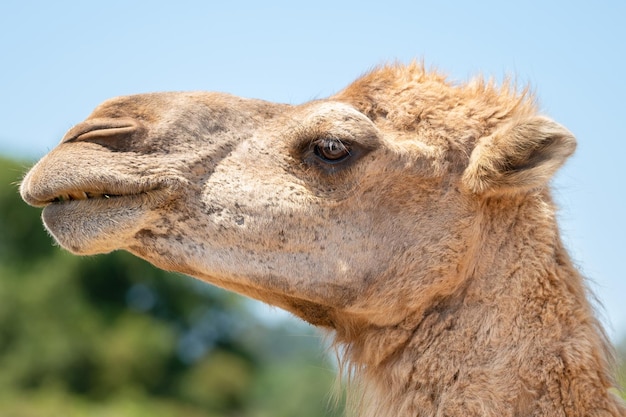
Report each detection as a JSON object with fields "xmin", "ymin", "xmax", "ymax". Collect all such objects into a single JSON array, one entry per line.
[{"xmin": 20, "ymin": 63, "xmax": 626, "ymax": 416}]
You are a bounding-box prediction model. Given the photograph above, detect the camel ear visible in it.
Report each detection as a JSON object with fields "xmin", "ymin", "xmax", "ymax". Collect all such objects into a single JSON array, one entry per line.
[{"xmin": 462, "ymin": 116, "xmax": 576, "ymax": 195}]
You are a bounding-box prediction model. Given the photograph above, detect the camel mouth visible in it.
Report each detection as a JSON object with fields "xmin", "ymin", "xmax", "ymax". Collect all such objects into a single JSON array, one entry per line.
[
  {"xmin": 22, "ymin": 177, "xmax": 182, "ymax": 209},
  {"xmin": 47, "ymin": 188, "xmax": 155, "ymax": 205},
  {"xmin": 41, "ymin": 184, "xmax": 174, "ymax": 208}
]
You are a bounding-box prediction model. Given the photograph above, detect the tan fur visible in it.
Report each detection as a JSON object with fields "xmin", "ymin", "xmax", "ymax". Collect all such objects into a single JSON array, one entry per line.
[{"xmin": 20, "ymin": 63, "xmax": 625, "ymax": 416}]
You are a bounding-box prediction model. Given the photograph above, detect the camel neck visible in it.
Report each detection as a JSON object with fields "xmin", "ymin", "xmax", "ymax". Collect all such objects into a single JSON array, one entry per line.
[{"xmin": 341, "ymin": 195, "xmax": 625, "ymax": 417}]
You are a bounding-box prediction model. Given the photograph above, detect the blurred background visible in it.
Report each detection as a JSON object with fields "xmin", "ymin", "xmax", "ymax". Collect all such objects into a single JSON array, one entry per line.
[{"xmin": 1, "ymin": 1, "xmax": 624, "ymax": 415}]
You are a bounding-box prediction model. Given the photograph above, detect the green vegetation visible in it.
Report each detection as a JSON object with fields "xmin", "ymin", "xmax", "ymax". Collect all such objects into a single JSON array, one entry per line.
[
  {"xmin": 0, "ymin": 155, "xmax": 342, "ymax": 416},
  {"xmin": 0, "ymin": 155, "xmax": 624, "ymax": 416}
]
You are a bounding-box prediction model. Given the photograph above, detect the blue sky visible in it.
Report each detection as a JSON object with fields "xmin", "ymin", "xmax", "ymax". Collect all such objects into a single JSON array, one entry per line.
[{"xmin": 1, "ymin": 1, "xmax": 624, "ymax": 341}]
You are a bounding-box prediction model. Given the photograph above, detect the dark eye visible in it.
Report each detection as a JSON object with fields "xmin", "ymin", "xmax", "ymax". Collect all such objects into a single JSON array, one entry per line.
[{"xmin": 313, "ymin": 138, "xmax": 351, "ymax": 163}]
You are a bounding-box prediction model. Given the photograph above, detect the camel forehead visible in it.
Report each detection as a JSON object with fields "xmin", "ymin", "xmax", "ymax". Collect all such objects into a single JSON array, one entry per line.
[{"xmin": 334, "ymin": 64, "xmax": 537, "ymax": 142}]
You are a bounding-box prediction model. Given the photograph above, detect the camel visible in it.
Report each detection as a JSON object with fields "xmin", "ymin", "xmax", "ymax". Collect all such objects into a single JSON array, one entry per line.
[{"xmin": 20, "ymin": 63, "xmax": 625, "ymax": 417}]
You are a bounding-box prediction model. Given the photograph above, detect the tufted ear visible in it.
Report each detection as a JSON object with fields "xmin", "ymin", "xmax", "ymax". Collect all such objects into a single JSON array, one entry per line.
[{"xmin": 462, "ymin": 116, "xmax": 576, "ymax": 196}]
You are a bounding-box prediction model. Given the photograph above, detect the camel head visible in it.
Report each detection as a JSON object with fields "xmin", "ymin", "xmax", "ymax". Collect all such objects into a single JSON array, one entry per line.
[{"xmin": 20, "ymin": 65, "xmax": 575, "ymax": 330}]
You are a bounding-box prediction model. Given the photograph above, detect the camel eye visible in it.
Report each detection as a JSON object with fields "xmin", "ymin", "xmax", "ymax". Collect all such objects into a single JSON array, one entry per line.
[{"xmin": 313, "ymin": 138, "xmax": 351, "ymax": 164}]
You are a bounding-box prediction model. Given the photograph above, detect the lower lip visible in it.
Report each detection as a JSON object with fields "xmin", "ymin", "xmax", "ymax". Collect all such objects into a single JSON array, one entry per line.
[{"xmin": 41, "ymin": 195, "xmax": 152, "ymax": 255}]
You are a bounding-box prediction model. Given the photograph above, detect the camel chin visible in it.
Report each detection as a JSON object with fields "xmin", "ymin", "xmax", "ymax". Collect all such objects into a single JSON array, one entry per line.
[{"xmin": 41, "ymin": 199, "xmax": 147, "ymax": 255}]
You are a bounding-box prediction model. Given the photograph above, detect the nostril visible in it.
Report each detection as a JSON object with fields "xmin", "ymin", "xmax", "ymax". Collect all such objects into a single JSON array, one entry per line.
[{"xmin": 62, "ymin": 117, "xmax": 142, "ymax": 151}]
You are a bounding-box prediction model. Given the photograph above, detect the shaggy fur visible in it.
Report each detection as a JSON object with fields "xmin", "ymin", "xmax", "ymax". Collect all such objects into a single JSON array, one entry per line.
[{"xmin": 21, "ymin": 63, "xmax": 626, "ymax": 416}]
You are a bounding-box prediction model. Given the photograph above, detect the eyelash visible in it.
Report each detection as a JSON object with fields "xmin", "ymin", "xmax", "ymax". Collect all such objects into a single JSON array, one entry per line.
[{"xmin": 312, "ymin": 138, "xmax": 352, "ymax": 164}]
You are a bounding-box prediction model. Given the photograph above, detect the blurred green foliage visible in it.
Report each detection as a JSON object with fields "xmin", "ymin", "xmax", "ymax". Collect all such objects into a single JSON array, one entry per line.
[{"xmin": 0, "ymin": 155, "xmax": 342, "ymax": 416}]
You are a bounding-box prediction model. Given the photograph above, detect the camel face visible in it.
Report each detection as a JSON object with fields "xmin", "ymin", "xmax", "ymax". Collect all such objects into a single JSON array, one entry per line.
[
  {"xmin": 20, "ymin": 65, "xmax": 576, "ymax": 330},
  {"xmin": 20, "ymin": 87, "xmax": 477, "ymax": 327}
]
